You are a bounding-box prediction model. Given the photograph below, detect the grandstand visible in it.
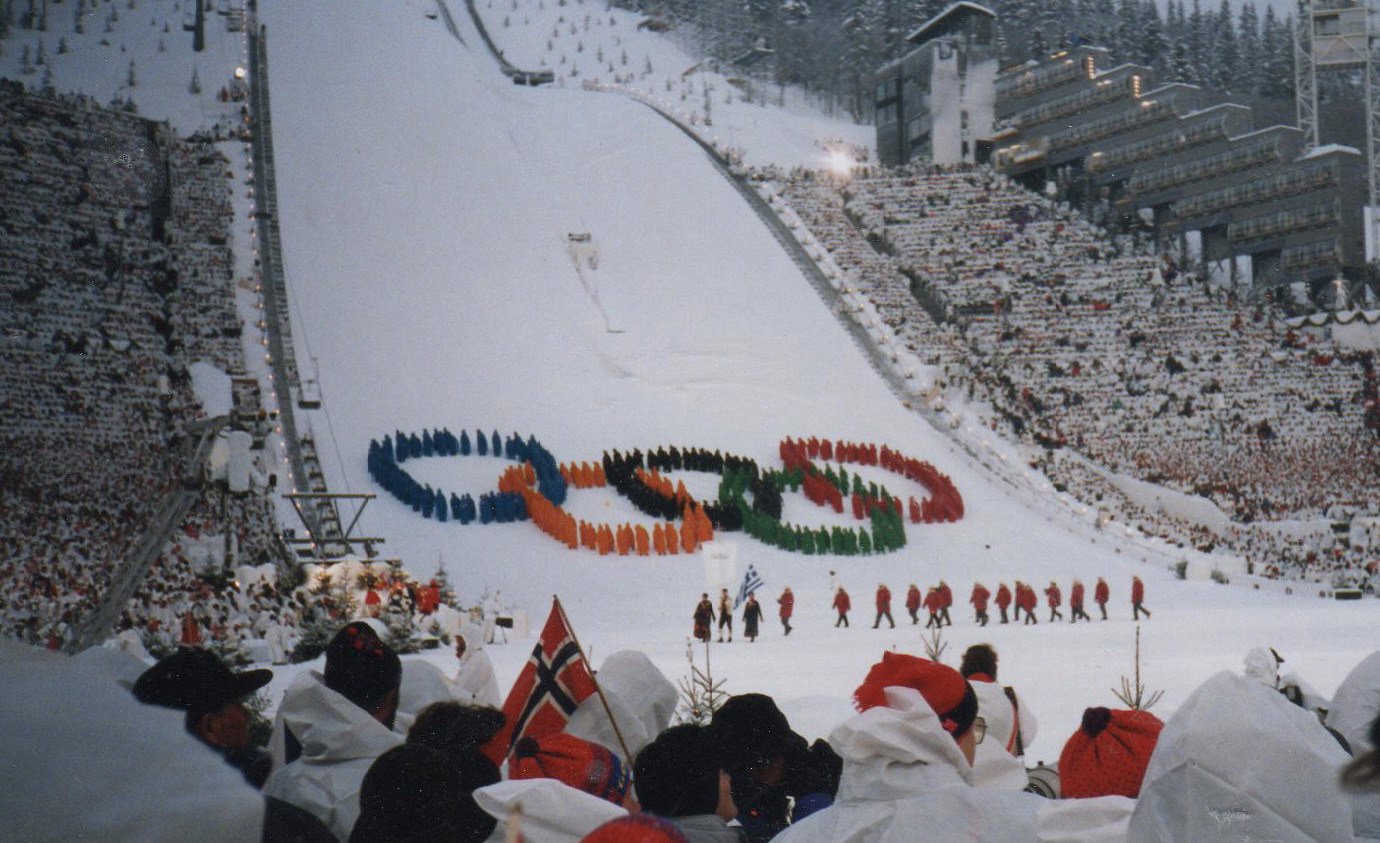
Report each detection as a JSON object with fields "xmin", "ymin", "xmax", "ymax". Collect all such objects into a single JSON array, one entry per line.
[
  {"xmin": 878, "ymin": 19, "xmax": 1369, "ymax": 296},
  {"xmin": 770, "ymin": 160, "xmax": 1378, "ymax": 583},
  {"xmin": 0, "ymin": 81, "xmax": 305, "ymax": 651}
]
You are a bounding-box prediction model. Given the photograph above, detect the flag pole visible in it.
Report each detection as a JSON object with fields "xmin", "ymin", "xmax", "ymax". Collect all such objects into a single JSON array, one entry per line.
[{"xmin": 553, "ymin": 594, "xmax": 635, "ymax": 764}]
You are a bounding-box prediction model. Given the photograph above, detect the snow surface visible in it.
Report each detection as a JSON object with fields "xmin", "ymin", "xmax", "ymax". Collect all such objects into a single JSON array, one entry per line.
[{"xmin": 1, "ymin": 0, "xmax": 1375, "ymax": 812}]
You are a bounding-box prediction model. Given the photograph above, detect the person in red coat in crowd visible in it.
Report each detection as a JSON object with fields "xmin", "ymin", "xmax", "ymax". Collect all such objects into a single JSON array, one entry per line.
[
  {"xmin": 905, "ymin": 583, "xmax": 922, "ymax": 625},
  {"xmin": 833, "ymin": 586, "xmax": 851, "ymax": 628},
  {"xmin": 180, "ymin": 611, "xmax": 202, "ymax": 646},
  {"xmin": 936, "ymin": 580, "xmax": 954, "ymax": 627},
  {"xmin": 1044, "ymin": 581, "xmax": 1064, "ymax": 622},
  {"xmin": 969, "ymin": 582, "xmax": 991, "ymax": 627},
  {"xmin": 923, "ymin": 586, "xmax": 943, "ymax": 629},
  {"xmin": 1094, "ymin": 576, "xmax": 1110, "ymax": 620},
  {"xmin": 995, "ymin": 582, "xmax": 1012, "ymax": 624},
  {"xmin": 1069, "ymin": 579, "xmax": 1091, "ymax": 622},
  {"xmin": 777, "ymin": 586, "xmax": 794, "ymax": 636},
  {"xmin": 1132, "ymin": 575, "xmax": 1151, "ymax": 620},
  {"xmin": 873, "ymin": 583, "xmax": 895, "ymax": 629}
]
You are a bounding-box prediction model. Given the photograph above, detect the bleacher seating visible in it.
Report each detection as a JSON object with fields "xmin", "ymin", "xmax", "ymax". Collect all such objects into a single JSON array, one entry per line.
[{"xmin": 766, "ymin": 160, "xmax": 1378, "ymax": 584}]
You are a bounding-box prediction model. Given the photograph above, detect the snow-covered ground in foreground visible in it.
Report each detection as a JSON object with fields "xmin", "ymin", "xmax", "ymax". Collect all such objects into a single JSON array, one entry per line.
[{"xmin": 0, "ymin": 0, "xmax": 1375, "ymax": 786}]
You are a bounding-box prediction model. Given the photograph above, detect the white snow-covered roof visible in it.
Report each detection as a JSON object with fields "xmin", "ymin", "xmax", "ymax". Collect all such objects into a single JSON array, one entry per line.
[
  {"xmin": 1305, "ymin": 143, "xmax": 1363, "ymax": 158},
  {"xmin": 1177, "ymin": 102, "xmax": 1252, "ymax": 120},
  {"xmin": 1226, "ymin": 124, "xmax": 1304, "ymax": 143},
  {"xmin": 906, "ymin": 1, "xmax": 997, "ymax": 45}
]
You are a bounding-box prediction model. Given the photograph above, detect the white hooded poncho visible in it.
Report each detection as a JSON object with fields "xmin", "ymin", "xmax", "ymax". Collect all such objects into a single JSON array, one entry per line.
[
  {"xmin": 263, "ymin": 670, "xmax": 403, "ymax": 841},
  {"xmin": 1128, "ymin": 670, "xmax": 1354, "ymax": 842}
]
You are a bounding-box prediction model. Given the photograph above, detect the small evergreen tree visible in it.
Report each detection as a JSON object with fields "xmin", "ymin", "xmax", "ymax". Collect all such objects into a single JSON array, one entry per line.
[
  {"xmin": 676, "ymin": 637, "xmax": 729, "ymax": 724},
  {"xmin": 1112, "ymin": 626, "xmax": 1164, "ymax": 710},
  {"xmin": 189, "ymin": 65, "xmax": 201, "ymax": 94}
]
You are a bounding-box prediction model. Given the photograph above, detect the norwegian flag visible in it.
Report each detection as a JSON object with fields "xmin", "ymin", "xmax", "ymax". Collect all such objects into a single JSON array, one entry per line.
[{"xmin": 481, "ymin": 597, "xmax": 598, "ymax": 765}]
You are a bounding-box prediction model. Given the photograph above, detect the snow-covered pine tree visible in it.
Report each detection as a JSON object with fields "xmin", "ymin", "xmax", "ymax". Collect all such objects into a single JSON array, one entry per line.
[
  {"xmin": 1139, "ymin": 0, "xmax": 1168, "ymax": 76},
  {"xmin": 1258, "ymin": 6, "xmax": 1293, "ymax": 99},
  {"xmin": 1212, "ymin": 0, "xmax": 1238, "ymax": 92},
  {"xmin": 1235, "ymin": 2, "xmax": 1259, "ymax": 96},
  {"xmin": 189, "ymin": 65, "xmax": 200, "ymax": 94}
]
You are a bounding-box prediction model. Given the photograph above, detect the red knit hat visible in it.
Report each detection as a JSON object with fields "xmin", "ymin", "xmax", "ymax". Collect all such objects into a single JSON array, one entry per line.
[
  {"xmin": 853, "ymin": 652, "xmax": 978, "ymax": 737},
  {"xmin": 510, "ymin": 733, "xmax": 632, "ymax": 806},
  {"xmin": 1058, "ymin": 707, "xmax": 1164, "ymax": 798},
  {"xmin": 580, "ymin": 814, "xmax": 690, "ymax": 843}
]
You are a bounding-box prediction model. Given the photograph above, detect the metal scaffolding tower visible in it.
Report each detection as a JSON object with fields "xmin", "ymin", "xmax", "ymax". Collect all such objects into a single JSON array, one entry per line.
[{"xmin": 1296, "ymin": 0, "xmax": 1380, "ymax": 260}]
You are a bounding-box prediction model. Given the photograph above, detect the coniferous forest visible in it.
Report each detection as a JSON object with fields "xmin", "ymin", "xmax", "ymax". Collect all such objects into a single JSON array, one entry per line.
[{"xmin": 622, "ymin": 0, "xmax": 1361, "ymax": 147}]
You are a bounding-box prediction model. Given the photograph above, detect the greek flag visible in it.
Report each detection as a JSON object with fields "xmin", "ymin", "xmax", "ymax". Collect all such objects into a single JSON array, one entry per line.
[{"xmin": 734, "ymin": 564, "xmax": 765, "ymax": 610}]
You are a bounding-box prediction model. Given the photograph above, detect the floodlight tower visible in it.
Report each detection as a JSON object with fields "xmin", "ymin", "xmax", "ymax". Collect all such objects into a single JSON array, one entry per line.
[{"xmin": 1295, "ymin": 0, "xmax": 1380, "ymax": 260}]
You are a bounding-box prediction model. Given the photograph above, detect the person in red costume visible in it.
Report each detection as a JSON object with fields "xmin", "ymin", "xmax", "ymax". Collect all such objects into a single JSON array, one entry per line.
[
  {"xmin": 936, "ymin": 580, "xmax": 953, "ymax": 627},
  {"xmin": 923, "ymin": 586, "xmax": 943, "ymax": 629},
  {"xmin": 1132, "ymin": 576, "xmax": 1151, "ymax": 620},
  {"xmin": 833, "ymin": 586, "xmax": 851, "ymax": 628},
  {"xmin": 1069, "ymin": 579, "xmax": 1091, "ymax": 622},
  {"xmin": 873, "ymin": 584, "xmax": 895, "ymax": 629},
  {"xmin": 777, "ymin": 586, "xmax": 794, "ymax": 636},
  {"xmin": 1094, "ymin": 577, "xmax": 1110, "ymax": 620},
  {"xmin": 905, "ymin": 583, "xmax": 922, "ymax": 625},
  {"xmin": 1017, "ymin": 582, "xmax": 1038, "ymax": 625},
  {"xmin": 970, "ymin": 582, "xmax": 991, "ymax": 627},
  {"xmin": 995, "ymin": 583, "xmax": 1012, "ymax": 624},
  {"xmin": 1044, "ymin": 581, "xmax": 1063, "ymax": 622}
]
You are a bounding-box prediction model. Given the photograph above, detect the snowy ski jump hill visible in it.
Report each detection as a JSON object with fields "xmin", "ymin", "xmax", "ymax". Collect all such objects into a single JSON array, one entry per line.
[{"xmin": 0, "ymin": 0, "xmax": 1373, "ymax": 768}]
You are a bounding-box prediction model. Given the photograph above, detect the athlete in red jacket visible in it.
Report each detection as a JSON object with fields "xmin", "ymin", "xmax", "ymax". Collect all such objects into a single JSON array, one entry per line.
[
  {"xmin": 995, "ymin": 582, "xmax": 1012, "ymax": 624},
  {"xmin": 1044, "ymin": 581, "xmax": 1063, "ymax": 622},
  {"xmin": 777, "ymin": 586, "xmax": 794, "ymax": 636},
  {"xmin": 936, "ymin": 580, "xmax": 954, "ymax": 627},
  {"xmin": 970, "ymin": 582, "xmax": 991, "ymax": 627},
  {"xmin": 1132, "ymin": 576, "xmax": 1151, "ymax": 620},
  {"xmin": 923, "ymin": 586, "xmax": 943, "ymax": 629},
  {"xmin": 1017, "ymin": 581, "xmax": 1038, "ymax": 625},
  {"xmin": 1070, "ymin": 579, "xmax": 1091, "ymax": 622},
  {"xmin": 833, "ymin": 586, "xmax": 851, "ymax": 627},
  {"xmin": 1094, "ymin": 577, "xmax": 1110, "ymax": 620},
  {"xmin": 873, "ymin": 584, "xmax": 895, "ymax": 629},
  {"xmin": 905, "ymin": 583, "xmax": 922, "ymax": 625}
]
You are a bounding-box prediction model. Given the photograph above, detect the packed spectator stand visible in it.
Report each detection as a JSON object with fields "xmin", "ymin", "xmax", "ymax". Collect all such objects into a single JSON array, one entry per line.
[
  {"xmin": 772, "ymin": 162, "xmax": 1379, "ymax": 585},
  {"xmin": 0, "ymin": 81, "xmax": 326, "ymax": 652}
]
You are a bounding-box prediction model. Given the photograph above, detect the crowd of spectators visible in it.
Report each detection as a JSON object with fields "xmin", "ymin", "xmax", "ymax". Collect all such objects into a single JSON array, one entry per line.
[
  {"xmin": 768, "ymin": 161, "xmax": 1379, "ymax": 583},
  {"xmin": 0, "ymin": 82, "xmax": 332, "ymax": 651},
  {"xmin": 94, "ymin": 630, "xmax": 1380, "ymax": 841}
]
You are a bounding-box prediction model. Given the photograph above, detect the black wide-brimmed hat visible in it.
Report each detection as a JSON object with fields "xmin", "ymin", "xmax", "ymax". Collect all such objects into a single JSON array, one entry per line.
[{"xmin": 133, "ymin": 647, "xmax": 273, "ymax": 713}]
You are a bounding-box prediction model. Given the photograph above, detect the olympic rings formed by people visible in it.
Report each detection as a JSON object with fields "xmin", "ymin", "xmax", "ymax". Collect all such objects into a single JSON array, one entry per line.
[{"xmin": 366, "ymin": 430, "xmax": 963, "ymax": 556}]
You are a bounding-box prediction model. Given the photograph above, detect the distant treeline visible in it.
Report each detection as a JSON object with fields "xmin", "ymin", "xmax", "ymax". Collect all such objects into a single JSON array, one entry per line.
[{"xmin": 615, "ymin": 0, "xmax": 1300, "ymax": 121}]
